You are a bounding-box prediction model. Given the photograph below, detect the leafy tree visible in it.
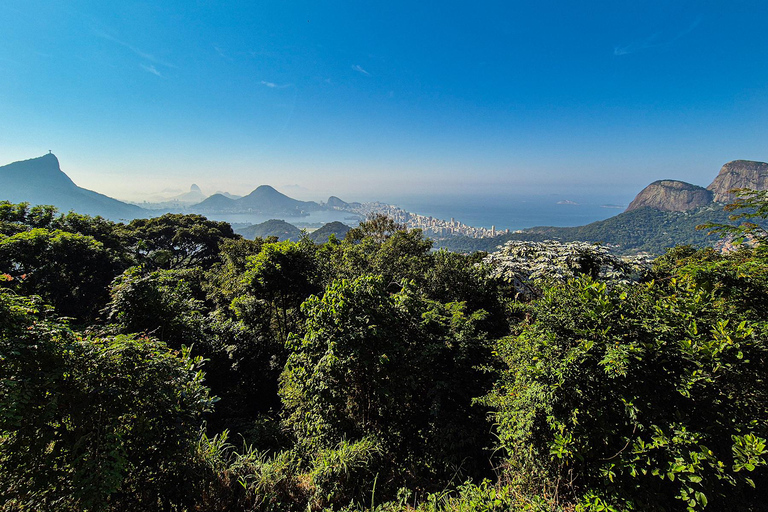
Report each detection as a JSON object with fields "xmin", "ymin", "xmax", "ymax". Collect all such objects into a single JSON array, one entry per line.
[
  {"xmin": 483, "ymin": 271, "xmax": 768, "ymax": 510},
  {"xmin": 125, "ymin": 213, "xmax": 239, "ymax": 270},
  {"xmin": 204, "ymin": 237, "xmax": 271, "ymax": 311},
  {"xmin": 52, "ymin": 211, "xmax": 129, "ymax": 254},
  {"xmin": 320, "ymin": 216, "xmax": 433, "ymax": 287},
  {"xmin": 281, "ymin": 275, "xmax": 494, "ymax": 492},
  {"xmin": 104, "ymin": 266, "xmax": 207, "ymax": 347},
  {"xmin": 483, "ymin": 240, "xmax": 649, "ymax": 300},
  {"xmin": 699, "ymin": 188, "xmax": 768, "ymax": 249},
  {"xmin": 423, "ymin": 249, "xmax": 510, "ymax": 337},
  {"xmin": 236, "ymin": 238, "xmax": 321, "ymax": 343},
  {"xmin": 345, "ymin": 213, "xmax": 407, "ymax": 243},
  {"xmin": 0, "ymin": 288, "xmax": 214, "ymax": 510},
  {"xmin": 0, "ymin": 202, "xmax": 59, "ymax": 234},
  {"xmin": 0, "ymin": 228, "xmax": 121, "ymax": 320}
]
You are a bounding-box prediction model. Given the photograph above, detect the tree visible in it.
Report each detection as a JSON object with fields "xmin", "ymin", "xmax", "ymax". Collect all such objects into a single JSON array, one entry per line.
[
  {"xmin": 345, "ymin": 213, "xmax": 407, "ymax": 243},
  {"xmin": 320, "ymin": 217, "xmax": 433, "ymax": 288},
  {"xmin": 483, "ymin": 240, "xmax": 649, "ymax": 300},
  {"xmin": 281, "ymin": 275, "xmax": 494, "ymax": 492},
  {"xmin": 236, "ymin": 238, "xmax": 321, "ymax": 343},
  {"xmin": 699, "ymin": 188, "xmax": 768, "ymax": 249},
  {"xmin": 0, "ymin": 288, "xmax": 215, "ymax": 510},
  {"xmin": 0, "ymin": 228, "xmax": 122, "ymax": 320},
  {"xmin": 104, "ymin": 266, "xmax": 207, "ymax": 347},
  {"xmin": 125, "ymin": 213, "xmax": 239, "ymax": 270},
  {"xmin": 483, "ymin": 271, "xmax": 768, "ymax": 510},
  {"xmin": 0, "ymin": 201, "xmax": 59, "ymax": 234}
]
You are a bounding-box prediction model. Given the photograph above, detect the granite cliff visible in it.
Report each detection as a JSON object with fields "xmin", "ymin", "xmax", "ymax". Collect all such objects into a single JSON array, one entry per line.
[
  {"xmin": 625, "ymin": 180, "xmax": 713, "ymax": 212},
  {"xmin": 626, "ymin": 159, "xmax": 768, "ymax": 213},
  {"xmin": 706, "ymin": 160, "xmax": 768, "ymax": 203}
]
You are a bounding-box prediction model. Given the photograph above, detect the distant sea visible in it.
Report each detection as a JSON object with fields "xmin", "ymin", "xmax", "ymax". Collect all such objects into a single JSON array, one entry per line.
[
  {"xmin": 202, "ymin": 193, "xmax": 634, "ymax": 232},
  {"xmin": 390, "ymin": 193, "xmax": 634, "ymax": 232}
]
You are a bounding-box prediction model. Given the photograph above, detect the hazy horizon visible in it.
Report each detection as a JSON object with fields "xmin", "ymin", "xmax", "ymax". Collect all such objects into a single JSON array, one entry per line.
[{"xmin": 2, "ymin": 1, "xmax": 767, "ymax": 202}]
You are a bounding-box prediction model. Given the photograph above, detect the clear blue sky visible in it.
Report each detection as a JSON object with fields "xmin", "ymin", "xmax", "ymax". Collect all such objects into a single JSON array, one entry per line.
[{"xmin": 1, "ymin": 0, "xmax": 767, "ymax": 202}]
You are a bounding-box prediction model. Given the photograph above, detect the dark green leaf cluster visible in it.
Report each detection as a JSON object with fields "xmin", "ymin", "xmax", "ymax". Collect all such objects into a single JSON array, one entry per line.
[{"xmin": 0, "ymin": 288, "xmax": 214, "ymax": 511}]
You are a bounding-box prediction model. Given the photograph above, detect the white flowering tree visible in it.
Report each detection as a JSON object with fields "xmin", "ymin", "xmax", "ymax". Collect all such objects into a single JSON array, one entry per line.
[{"xmin": 483, "ymin": 240, "xmax": 652, "ymax": 299}]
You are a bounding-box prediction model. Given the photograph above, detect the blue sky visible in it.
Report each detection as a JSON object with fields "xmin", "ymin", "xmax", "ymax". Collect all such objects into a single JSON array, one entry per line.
[{"xmin": 1, "ymin": 0, "xmax": 767, "ymax": 203}]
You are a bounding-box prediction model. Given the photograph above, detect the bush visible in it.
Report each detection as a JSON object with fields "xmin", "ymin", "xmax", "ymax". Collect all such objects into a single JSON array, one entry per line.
[
  {"xmin": 483, "ymin": 271, "xmax": 768, "ymax": 510},
  {"xmin": 0, "ymin": 288, "xmax": 215, "ymax": 510}
]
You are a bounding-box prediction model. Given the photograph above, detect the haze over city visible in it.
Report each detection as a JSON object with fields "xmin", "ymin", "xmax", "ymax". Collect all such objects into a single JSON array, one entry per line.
[{"xmin": 2, "ymin": 1, "xmax": 767, "ymax": 203}]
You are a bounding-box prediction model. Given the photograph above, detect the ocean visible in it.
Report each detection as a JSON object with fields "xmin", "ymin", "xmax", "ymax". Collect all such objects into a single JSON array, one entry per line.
[
  {"xmin": 203, "ymin": 192, "xmax": 635, "ymax": 232},
  {"xmin": 391, "ymin": 193, "xmax": 634, "ymax": 232}
]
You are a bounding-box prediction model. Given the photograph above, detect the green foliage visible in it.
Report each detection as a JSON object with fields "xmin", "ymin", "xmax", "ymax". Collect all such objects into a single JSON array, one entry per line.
[
  {"xmin": 320, "ymin": 215, "xmax": 433, "ymax": 286},
  {"xmin": 3, "ymin": 202, "xmax": 768, "ymax": 511},
  {"xmin": 281, "ymin": 275, "xmax": 494, "ymax": 491},
  {"xmin": 0, "ymin": 288, "xmax": 214, "ymax": 510},
  {"xmin": 105, "ymin": 266, "xmax": 207, "ymax": 347},
  {"xmin": 483, "ymin": 267, "xmax": 768, "ymax": 510},
  {"xmin": 0, "ymin": 202, "xmax": 60, "ymax": 234},
  {"xmin": 698, "ymin": 188, "xmax": 768, "ymax": 249},
  {"xmin": 345, "ymin": 214, "xmax": 407, "ymax": 243},
  {"xmin": 204, "ymin": 237, "xmax": 269, "ymax": 310},
  {"xmin": 195, "ymin": 432, "xmax": 381, "ymax": 511},
  {"xmin": 237, "ymin": 239, "xmax": 321, "ymax": 343},
  {"xmin": 0, "ymin": 228, "xmax": 122, "ymax": 320},
  {"xmin": 125, "ymin": 213, "xmax": 238, "ymax": 270}
]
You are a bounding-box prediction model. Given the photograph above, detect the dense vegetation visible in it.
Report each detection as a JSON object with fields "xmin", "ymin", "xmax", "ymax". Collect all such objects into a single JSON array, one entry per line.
[{"xmin": 1, "ymin": 199, "xmax": 767, "ymax": 511}]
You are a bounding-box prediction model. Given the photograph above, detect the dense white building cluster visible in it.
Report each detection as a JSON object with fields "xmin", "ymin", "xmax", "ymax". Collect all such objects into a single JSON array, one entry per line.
[{"xmin": 342, "ymin": 202, "xmax": 510, "ymax": 239}]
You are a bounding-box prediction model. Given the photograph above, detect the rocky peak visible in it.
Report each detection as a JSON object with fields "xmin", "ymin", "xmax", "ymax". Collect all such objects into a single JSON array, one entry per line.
[
  {"xmin": 0, "ymin": 153, "xmax": 76, "ymax": 190},
  {"xmin": 327, "ymin": 196, "xmax": 349, "ymax": 209},
  {"xmin": 707, "ymin": 160, "xmax": 768, "ymax": 203},
  {"xmin": 625, "ymin": 180, "xmax": 713, "ymax": 213}
]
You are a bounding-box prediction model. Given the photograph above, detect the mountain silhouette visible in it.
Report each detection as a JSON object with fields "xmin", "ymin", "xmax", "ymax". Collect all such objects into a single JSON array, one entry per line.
[
  {"xmin": 193, "ymin": 185, "xmax": 323, "ymax": 215},
  {"xmin": 0, "ymin": 154, "xmax": 147, "ymax": 220}
]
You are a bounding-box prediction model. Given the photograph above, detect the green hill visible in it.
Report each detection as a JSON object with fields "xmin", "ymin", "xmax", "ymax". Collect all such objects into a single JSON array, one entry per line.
[
  {"xmin": 235, "ymin": 219, "xmax": 302, "ymax": 241},
  {"xmin": 307, "ymin": 221, "xmax": 351, "ymax": 243}
]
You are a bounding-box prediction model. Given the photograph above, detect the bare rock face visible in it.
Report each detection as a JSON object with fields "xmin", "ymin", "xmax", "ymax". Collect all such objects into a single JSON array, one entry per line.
[
  {"xmin": 707, "ymin": 160, "xmax": 768, "ymax": 203},
  {"xmin": 625, "ymin": 180, "xmax": 713, "ymax": 212}
]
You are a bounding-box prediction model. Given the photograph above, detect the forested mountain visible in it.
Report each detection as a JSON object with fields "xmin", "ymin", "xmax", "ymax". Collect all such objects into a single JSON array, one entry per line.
[
  {"xmin": 235, "ymin": 218, "xmax": 303, "ymax": 241},
  {"xmin": 307, "ymin": 220, "xmax": 351, "ymax": 243},
  {"xmin": 0, "ymin": 154, "xmax": 147, "ymax": 220}
]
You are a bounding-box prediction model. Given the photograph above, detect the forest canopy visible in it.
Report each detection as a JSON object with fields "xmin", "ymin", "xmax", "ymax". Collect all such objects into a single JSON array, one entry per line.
[{"xmin": 1, "ymin": 200, "xmax": 767, "ymax": 511}]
